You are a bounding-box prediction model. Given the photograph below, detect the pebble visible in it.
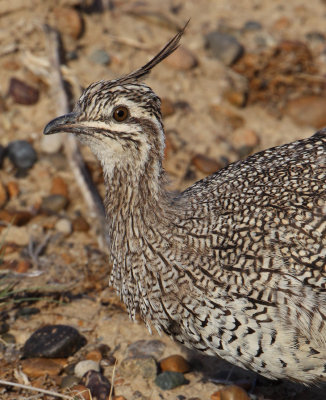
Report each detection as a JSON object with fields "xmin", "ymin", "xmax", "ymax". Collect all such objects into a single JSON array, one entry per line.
[
  {"xmin": 163, "ymin": 46, "xmax": 198, "ymax": 70},
  {"xmin": 61, "ymin": 375, "xmax": 81, "ymax": 389},
  {"xmin": 155, "ymin": 371, "xmax": 189, "ymax": 390},
  {"xmin": 40, "ymin": 134, "xmax": 64, "ymax": 154},
  {"xmin": 15, "ymin": 259, "xmax": 32, "ymax": 273},
  {"xmin": 231, "ymin": 129, "xmax": 260, "ymax": 156},
  {"xmin": 160, "ymin": 354, "xmax": 190, "ymax": 373},
  {"xmin": 21, "ymin": 357, "xmax": 63, "ymax": 378},
  {"xmin": 242, "ymin": 20, "xmax": 262, "ymax": 31},
  {"xmin": 86, "ymin": 349, "xmax": 102, "ymax": 362},
  {"xmin": 22, "ymin": 324, "xmax": 87, "ymax": 358},
  {"xmin": 284, "ymin": 95, "xmax": 326, "ymax": 128},
  {"xmin": 7, "ymin": 181, "xmax": 19, "ymax": 198},
  {"xmin": 192, "ymin": 154, "xmax": 222, "ymax": 175},
  {"xmin": 16, "ymin": 307, "xmax": 40, "ymax": 318},
  {"xmin": 126, "ymin": 339, "xmax": 166, "ymax": 359},
  {"xmin": 205, "ymin": 31, "xmax": 244, "ymax": 65},
  {"xmin": 0, "ymin": 210, "xmax": 33, "ymax": 226},
  {"xmin": 89, "ymin": 49, "xmax": 111, "ymax": 65},
  {"xmin": 7, "ymin": 140, "xmax": 37, "ymax": 170},
  {"xmin": 55, "ymin": 218, "xmax": 73, "ymax": 235},
  {"xmin": 8, "ymin": 78, "xmax": 39, "ymax": 105},
  {"xmin": 50, "ymin": 176, "xmax": 69, "ymax": 197},
  {"xmin": 120, "ymin": 356, "xmax": 157, "ymax": 380},
  {"xmin": 306, "ymin": 31, "xmax": 326, "ymax": 43},
  {"xmin": 272, "ymin": 16, "xmax": 291, "ymax": 31},
  {"xmin": 224, "ymin": 90, "xmax": 247, "ymax": 108},
  {"xmin": 72, "ymin": 215, "xmax": 90, "ymax": 232},
  {"xmin": 161, "ymin": 98, "xmax": 175, "ymax": 118},
  {"xmin": 211, "ymin": 385, "xmax": 250, "ymax": 400},
  {"xmin": 209, "ymin": 105, "xmax": 245, "ymax": 131},
  {"xmin": 74, "ymin": 360, "xmax": 100, "ymax": 378},
  {"xmin": 41, "ymin": 194, "xmax": 69, "ymax": 212},
  {"xmin": 2, "ymin": 333, "xmax": 16, "ymax": 344},
  {"xmin": 0, "ymin": 181, "xmax": 7, "ymax": 208},
  {"xmin": 81, "ymin": 370, "xmax": 111, "ymax": 400},
  {"xmin": 53, "ymin": 7, "xmax": 84, "ymax": 39},
  {"xmin": 70, "ymin": 385, "xmax": 91, "ymax": 400}
]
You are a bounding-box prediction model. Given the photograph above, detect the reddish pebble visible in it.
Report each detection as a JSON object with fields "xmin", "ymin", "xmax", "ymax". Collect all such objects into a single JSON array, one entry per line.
[
  {"xmin": 192, "ymin": 154, "xmax": 222, "ymax": 174},
  {"xmin": 160, "ymin": 354, "xmax": 190, "ymax": 373},
  {"xmin": 15, "ymin": 259, "xmax": 32, "ymax": 273},
  {"xmin": 21, "ymin": 358, "xmax": 63, "ymax": 378},
  {"xmin": 7, "ymin": 181, "xmax": 19, "ymax": 198},
  {"xmin": 53, "ymin": 7, "xmax": 84, "ymax": 39},
  {"xmin": 161, "ymin": 98, "xmax": 175, "ymax": 117},
  {"xmin": 8, "ymin": 78, "xmax": 39, "ymax": 105},
  {"xmin": 211, "ymin": 385, "xmax": 250, "ymax": 400},
  {"xmin": 86, "ymin": 350, "xmax": 102, "ymax": 362},
  {"xmin": 70, "ymin": 385, "xmax": 91, "ymax": 400},
  {"xmin": 0, "ymin": 181, "xmax": 7, "ymax": 208},
  {"xmin": 164, "ymin": 46, "xmax": 198, "ymax": 70},
  {"xmin": 72, "ymin": 215, "xmax": 90, "ymax": 232},
  {"xmin": 50, "ymin": 176, "xmax": 69, "ymax": 197}
]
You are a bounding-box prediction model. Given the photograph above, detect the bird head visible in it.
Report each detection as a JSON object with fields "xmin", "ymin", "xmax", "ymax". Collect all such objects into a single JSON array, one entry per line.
[{"xmin": 43, "ymin": 24, "xmax": 187, "ymax": 179}]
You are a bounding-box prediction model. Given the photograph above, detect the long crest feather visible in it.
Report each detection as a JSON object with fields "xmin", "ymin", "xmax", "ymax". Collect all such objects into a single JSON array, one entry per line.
[{"xmin": 116, "ymin": 20, "xmax": 189, "ymax": 85}]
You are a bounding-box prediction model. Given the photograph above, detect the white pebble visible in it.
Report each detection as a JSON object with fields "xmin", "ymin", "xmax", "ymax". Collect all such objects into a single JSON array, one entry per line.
[
  {"xmin": 55, "ymin": 218, "xmax": 72, "ymax": 235},
  {"xmin": 74, "ymin": 360, "xmax": 100, "ymax": 378}
]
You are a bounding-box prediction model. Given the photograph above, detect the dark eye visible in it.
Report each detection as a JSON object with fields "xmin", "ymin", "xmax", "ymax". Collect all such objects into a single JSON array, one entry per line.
[{"xmin": 113, "ymin": 106, "xmax": 129, "ymax": 122}]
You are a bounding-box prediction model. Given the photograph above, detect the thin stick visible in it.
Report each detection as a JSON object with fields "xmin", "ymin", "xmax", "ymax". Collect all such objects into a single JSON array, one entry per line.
[
  {"xmin": 0, "ymin": 379, "xmax": 73, "ymax": 399},
  {"xmin": 43, "ymin": 25, "xmax": 108, "ymax": 249}
]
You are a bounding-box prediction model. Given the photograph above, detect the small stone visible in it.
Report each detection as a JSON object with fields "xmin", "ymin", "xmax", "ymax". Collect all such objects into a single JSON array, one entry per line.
[
  {"xmin": 224, "ymin": 90, "xmax": 247, "ymax": 108},
  {"xmin": 8, "ymin": 78, "xmax": 39, "ymax": 105},
  {"xmin": 242, "ymin": 20, "xmax": 262, "ymax": 31},
  {"xmin": 232, "ymin": 129, "xmax": 260, "ymax": 151},
  {"xmin": 211, "ymin": 385, "xmax": 250, "ymax": 400},
  {"xmin": 0, "ymin": 181, "xmax": 7, "ymax": 208},
  {"xmin": 55, "ymin": 218, "xmax": 72, "ymax": 235},
  {"xmin": 40, "ymin": 134, "xmax": 63, "ymax": 154},
  {"xmin": 7, "ymin": 140, "xmax": 37, "ymax": 170},
  {"xmin": 163, "ymin": 46, "xmax": 198, "ymax": 70},
  {"xmin": 21, "ymin": 358, "xmax": 63, "ymax": 378},
  {"xmin": 75, "ymin": 360, "xmax": 100, "ymax": 378},
  {"xmin": 209, "ymin": 105, "xmax": 245, "ymax": 131},
  {"xmin": 306, "ymin": 31, "xmax": 326, "ymax": 43},
  {"xmin": 160, "ymin": 354, "xmax": 190, "ymax": 373},
  {"xmin": 16, "ymin": 307, "xmax": 40, "ymax": 318},
  {"xmin": 41, "ymin": 194, "xmax": 69, "ymax": 212},
  {"xmin": 23, "ymin": 324, "xmax": 87, "ymax": 358},
  {"xmin": 89, "ymin": 49, "xmax": 111, "ymax": 65},
  {"xmin": 86, "ymin": 350, "xmax": 102, "ymax": 362},
  {"xmin": 0, "ymin": 210, "xmax": 33, "ymax": 226},
  {"xmin": 50, "ymin": 176, "xmax": 69, "ymax": 197},
  {"xmin": 7, "ymin": 181, "xmax": 19, "ymax": 198},
  {"xmin": 205, "ymin": 32, "xmax": 244, "ymax": 65},
  {"xmin": 285, "ymin": 96, "xmax": 326, "ymax": 129},
  {"xmin": 272, "ymin": 16, "xmax": 291, "ymax": 31},
  {"xmin": 155, "ymin": 371, "xmax": 188, "ymax": 390},
  {"xmin": 61, "ymin": 375, "xmax": 80, "ymax": 389},
  {"xmin": 70, "ymin": 385, "xmax": 91, "ymax": 400},
  {"xmin": 192, "ymin": 154, "xmax": 221, "ymax": 175},
  {"xmin": 72, "ymin": 215, "xmax": 90, "ymax": 232},
  {"xmin": 161, "ymin": 98, "xmax": 175, "ymax": 118},
  {"xmin": 81, "ymin": 370, "xmax": 111, "ymax": 400},
  {"xmin": 15, "ymin": 259, "xmax": 32, "ymax": 273},
  {"xmin": 120, "ymin": 356, "xmax": 157, "ymax": 380},
  {"xmin": 53, "ymin": 7, "xmax": 84, "ymax": 39},
  {"xmin": 126, "ymin": 339, "xmax": 166, "ymax": 359}
]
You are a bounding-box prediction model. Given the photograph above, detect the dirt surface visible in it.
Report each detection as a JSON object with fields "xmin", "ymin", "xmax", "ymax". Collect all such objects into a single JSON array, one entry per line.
[{"xmin": 1, "ymin": 1, "xmax": 326, "ymax": 399}]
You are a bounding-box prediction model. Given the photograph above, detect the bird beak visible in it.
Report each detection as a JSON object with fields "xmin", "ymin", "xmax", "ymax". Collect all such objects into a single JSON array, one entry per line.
[{"xmin": 43, "ymin": 112, "xmax": 79, "ymax": 135}]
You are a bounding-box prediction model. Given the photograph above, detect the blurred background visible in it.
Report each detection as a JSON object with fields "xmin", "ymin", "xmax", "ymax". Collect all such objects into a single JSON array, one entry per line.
[{"xmin": 1, "ymin": 1, "xmax": 326, "ymax": 399}]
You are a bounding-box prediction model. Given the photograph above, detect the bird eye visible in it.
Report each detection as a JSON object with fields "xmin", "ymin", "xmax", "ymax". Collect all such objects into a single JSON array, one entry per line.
[{"xmin": 113, "ymin": 106, "xmax": 129, "ymax": 122}]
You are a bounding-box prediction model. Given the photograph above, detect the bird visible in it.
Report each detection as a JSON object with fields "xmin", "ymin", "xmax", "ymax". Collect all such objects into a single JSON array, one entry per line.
[{"xmin": 43, "ymin": 26, "xmax": 326, "ymax": 384}]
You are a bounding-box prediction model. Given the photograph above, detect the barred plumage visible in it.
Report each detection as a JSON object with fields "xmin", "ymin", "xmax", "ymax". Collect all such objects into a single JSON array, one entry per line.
[{"xmin": 44, "ymin": 28, "xmax": 326, "ymax": 383}]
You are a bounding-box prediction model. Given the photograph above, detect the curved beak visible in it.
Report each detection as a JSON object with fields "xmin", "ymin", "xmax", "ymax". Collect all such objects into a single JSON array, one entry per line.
[{"xmin": 43, "ymin": 112, "xmax": 78, "ymax": 135}]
